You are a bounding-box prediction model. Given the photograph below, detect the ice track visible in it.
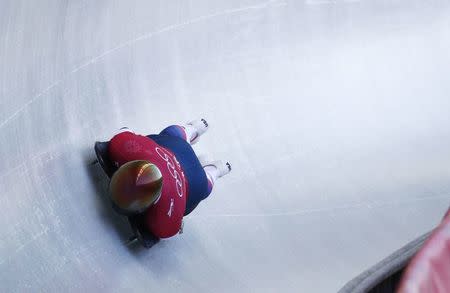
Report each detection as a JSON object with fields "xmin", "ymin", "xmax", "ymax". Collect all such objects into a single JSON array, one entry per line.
[{"xmin": 1, "ymin": 0, "xmax": 450, "ymax": 292}]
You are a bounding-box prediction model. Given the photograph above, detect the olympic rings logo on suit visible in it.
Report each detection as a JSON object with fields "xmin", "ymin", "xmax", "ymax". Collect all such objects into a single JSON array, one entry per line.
[{"xmin": 155, "ymin": 147, "xmax": 184, "ymax": 198}]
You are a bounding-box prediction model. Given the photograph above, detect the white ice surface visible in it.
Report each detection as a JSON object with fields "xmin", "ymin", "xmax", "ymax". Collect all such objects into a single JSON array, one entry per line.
[{"xmin": 1, "ymin": 0, "xmax": 450, "ymax": 292}]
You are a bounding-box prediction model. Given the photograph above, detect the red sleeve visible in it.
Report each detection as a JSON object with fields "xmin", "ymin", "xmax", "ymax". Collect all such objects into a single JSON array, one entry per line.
[{"xmin": 144, "ymin": 195, "xmax": 184, "ymax": 238}]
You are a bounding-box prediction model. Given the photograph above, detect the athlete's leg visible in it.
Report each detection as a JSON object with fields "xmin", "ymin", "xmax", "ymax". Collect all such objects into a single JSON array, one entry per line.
[
  {"xmin": 159, "ymin": 125, "xmax": 190, "ymax": 142},
  {"xmin": 202, "ymin": 160, "xmax": 232, "ymax": 195},
  {"xmin": 160, "ymin": 119, "xmax": 209, "ymax": 145}
]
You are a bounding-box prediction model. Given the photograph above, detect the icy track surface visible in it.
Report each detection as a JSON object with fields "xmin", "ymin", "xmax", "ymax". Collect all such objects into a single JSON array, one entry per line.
[{"xmin": 1, "ymin": 1, "xmax": 450, "ymax": 292}]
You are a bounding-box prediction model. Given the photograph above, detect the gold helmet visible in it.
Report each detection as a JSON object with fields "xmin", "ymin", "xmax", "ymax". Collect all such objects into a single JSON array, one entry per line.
[{"xmin": 109, "ymin": 160, "xmax": 163, "ymax": 214}]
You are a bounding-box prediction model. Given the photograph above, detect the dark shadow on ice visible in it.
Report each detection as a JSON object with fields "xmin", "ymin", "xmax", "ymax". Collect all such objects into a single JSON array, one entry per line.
[
  {"xmin": 82, "ymin": 147, "xmax": 136, "ymax": 247},
  {"xmin": 82, "ymin": 146, "xmax": 160, "ymax": 254}
]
